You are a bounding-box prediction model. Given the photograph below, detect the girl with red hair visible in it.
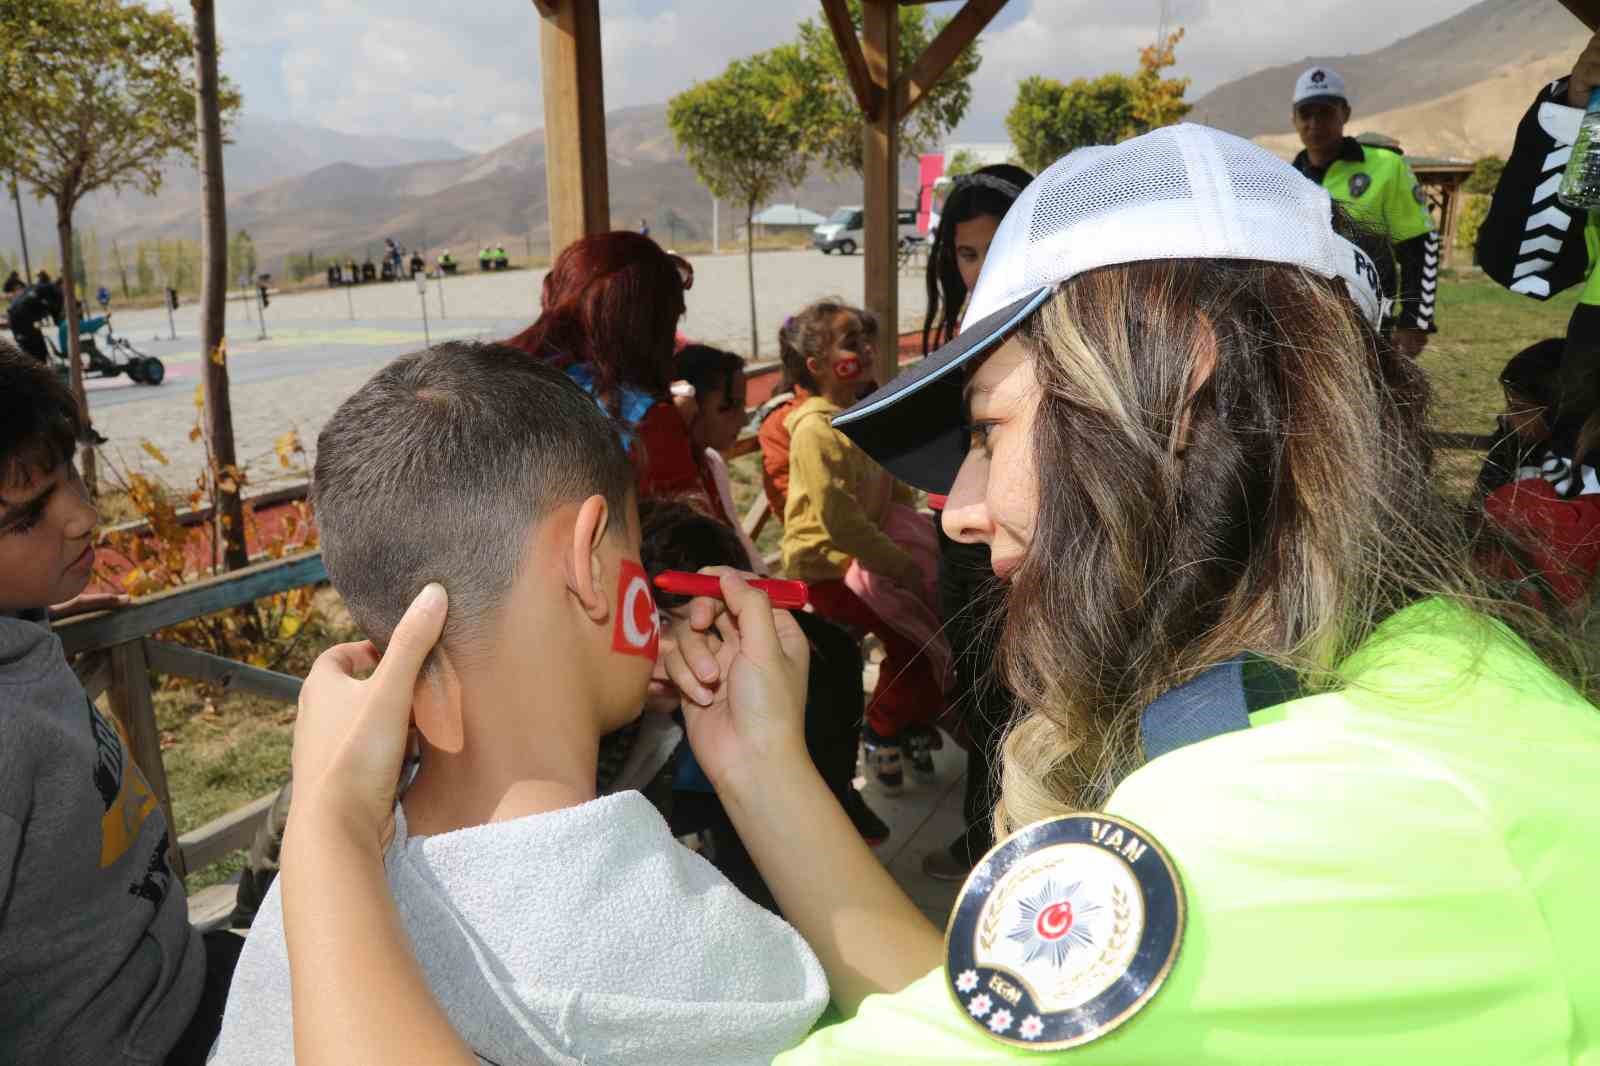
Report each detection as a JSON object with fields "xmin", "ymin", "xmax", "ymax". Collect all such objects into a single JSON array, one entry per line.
[{"xmin": 506, "ymin": 232, "xmax": 705, "ymax": 500}]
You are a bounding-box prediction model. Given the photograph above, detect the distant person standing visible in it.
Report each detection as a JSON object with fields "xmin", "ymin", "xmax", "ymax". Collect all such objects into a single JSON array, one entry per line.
[
  {"xmin": 639, "ymin": 217, "xmax": 651, "ymax": 238},
  {"xmin": 1290, "ymin": 67, "xmax": 1439, "ymax": 358},
  {"xmin": 3, "ymin": 271, "xmax": 23, "ymax": 297},
  {"xmin": 6, "ymin": 274, "xmax": 62, "ymax": 364}
]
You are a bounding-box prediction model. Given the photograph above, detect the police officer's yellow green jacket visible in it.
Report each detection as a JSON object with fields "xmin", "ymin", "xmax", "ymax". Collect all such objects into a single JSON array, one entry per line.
[
  {"xmin": 1293, "ymin": 137, "xmax": 1439, "ymax": 333},
  {"xmin": 777, "ymin": 598, "xmax": 1600, "ymax": 1063}
]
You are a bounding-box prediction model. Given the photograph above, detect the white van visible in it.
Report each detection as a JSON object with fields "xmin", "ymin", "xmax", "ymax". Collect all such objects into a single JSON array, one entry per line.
[{"xmin": 812, "ymin": 207, "xmax": 919, "ymax": 255}]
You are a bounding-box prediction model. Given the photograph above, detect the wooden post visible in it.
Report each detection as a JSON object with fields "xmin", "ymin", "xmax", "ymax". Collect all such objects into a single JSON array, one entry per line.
[
  {"xmin": 192, "ymin": 0, "xmax": 248, "ymax": 572},
  {"xmin": 106, "ymin": 640, "xmax": 186, "ymax": 880},
  {"xmin": 537, "ymin": 0, "xmax": 610, "ymax": 257},
  {"xmin": 1440, "ymin": 181, "xmax": 1464, "ymax": 270},
  {"xmin": 862, "ymin": 0, "xmax": 900, "ymax": 385}
]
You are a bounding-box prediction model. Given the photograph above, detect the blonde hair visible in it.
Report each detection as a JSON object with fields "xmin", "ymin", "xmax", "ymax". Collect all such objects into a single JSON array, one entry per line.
[{"xmin": 993, "ymin": 256, "xmax": 1595, "ymax": 833}]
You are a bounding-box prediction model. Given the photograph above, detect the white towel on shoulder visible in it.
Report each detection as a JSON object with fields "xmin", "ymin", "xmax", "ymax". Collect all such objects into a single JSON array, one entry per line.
[{"xmin": 212, "ymin": 791, "xmax": 828, "ymax": 1065}]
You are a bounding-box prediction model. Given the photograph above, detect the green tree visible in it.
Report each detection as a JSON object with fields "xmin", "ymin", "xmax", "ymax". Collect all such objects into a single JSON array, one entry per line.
[
  {"xmin": 0, "ymin": 0, "xmax": 240, "ymax": 485},
  {"xmin": 944, "ymin": 148, "xmax": 982, "ymax": 177},
  {"xmin": 135, "ymin": 242, "xmax": 154, "ymax": 294},
  {"xmin": 1006, "ymin": 29, "xmax": 1191, "ymax": 173},
  {"xmin": 110, "ymin": 238, "xmax": 131, "ymax": 298},
  {"xmin": 669, "ymin": 46, "xmax": 813, "ymax": 357},
  {"xmin": 794, "ymin": 0, "xmax": 981, "ymax": 175},
  {"xmin": 1131, "ymin": 30, "xmax": 1191, "ymax": 132},
  {"xmin": 1465, "ymin": 156, "xmax": 1505, "ymax": 196},
  {"xmin": 70, "ymin": 228, "xmax": 87, "ymax": 290},
  {"xmin": 1006, "ymin": 73, "xmax": 1138, "ymax": 172},
  {"xmin": 228, "ymin": 229, "xmax": 258, "ymax": 286}
]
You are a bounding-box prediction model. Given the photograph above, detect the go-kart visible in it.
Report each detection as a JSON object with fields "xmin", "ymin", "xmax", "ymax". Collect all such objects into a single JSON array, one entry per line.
[{"xmin": 50, "ymin": 313, "xmax": 165, "ymax": 386}]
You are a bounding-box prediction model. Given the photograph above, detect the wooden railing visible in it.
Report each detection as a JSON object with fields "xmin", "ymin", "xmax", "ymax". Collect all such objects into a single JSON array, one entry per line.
[{"xmin": 56, "ymin": 552, "xmax": 326, "ymax": 881}]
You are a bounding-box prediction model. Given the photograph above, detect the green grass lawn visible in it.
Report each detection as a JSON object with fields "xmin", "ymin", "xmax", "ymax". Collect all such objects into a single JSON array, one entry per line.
[
  {"xmin": 1420, "ymin": 270, "xmax": 1579, "ymax": 433},
  {"xmin": 161, "ymin": 271, "xmax": 1582, "ymax": 893}
]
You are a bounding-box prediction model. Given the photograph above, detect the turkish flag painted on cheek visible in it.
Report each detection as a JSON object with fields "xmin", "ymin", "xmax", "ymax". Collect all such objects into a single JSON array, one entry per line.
[{"xmin": 611, "ymin": 559, "xmax": 661, "ymax": 660}]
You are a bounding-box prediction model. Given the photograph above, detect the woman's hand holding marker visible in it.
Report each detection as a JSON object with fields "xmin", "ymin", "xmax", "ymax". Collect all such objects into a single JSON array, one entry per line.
[{"xmin": 659, "ymin": 567, "xmax": 811, "ymax": 792}]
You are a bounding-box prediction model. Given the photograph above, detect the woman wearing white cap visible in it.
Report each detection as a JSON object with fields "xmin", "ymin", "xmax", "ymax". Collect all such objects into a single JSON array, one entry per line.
[{"xmin": 276, "ymin": 125, "xmax": 1600, "ymax": 1063}]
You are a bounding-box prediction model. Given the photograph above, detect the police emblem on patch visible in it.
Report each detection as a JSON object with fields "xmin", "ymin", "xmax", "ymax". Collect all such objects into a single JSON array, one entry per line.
[
  {"xmin": 1412, "ymin": 182, "xmax": 1426, "ymax": 205},
  {"xmin": 944, "ymin": 814, "xmax": 1183, "ymax": 1050},
  {"xmin": 1348, "ymin": 172, "xmax": 1371, "ymax": 198}
]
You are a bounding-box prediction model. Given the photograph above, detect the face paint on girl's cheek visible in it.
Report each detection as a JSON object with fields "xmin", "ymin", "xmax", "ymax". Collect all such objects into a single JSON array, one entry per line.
[
  {"xmin": 834, "ymin": 355, "xmax": 862, "ymax": 380},
  {"xmin": 612, "ymin": 559, "xmax": 661, "ymax": 660}
]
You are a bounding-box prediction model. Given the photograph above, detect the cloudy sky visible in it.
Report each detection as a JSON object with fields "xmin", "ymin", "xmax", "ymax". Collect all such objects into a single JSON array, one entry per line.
[{"xmin": 166, "ymin": 0, "xmax": 1486, "ymax": 153}]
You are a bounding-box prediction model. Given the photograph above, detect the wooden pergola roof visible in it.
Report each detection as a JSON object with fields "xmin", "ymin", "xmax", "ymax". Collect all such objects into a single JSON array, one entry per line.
[{"xmin": 531, "ymin": 0, "xmax": 1007, "ymax": 381}]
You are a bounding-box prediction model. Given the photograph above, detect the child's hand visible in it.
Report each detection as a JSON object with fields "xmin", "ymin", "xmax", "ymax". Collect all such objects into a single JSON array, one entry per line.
[
  {"xmin": 661, "ymin": 568, "xmax": 810, "ymax": 791},
  {"xmin": 289, "ymin": 584, "xmax": 447, "ymax": 848}
]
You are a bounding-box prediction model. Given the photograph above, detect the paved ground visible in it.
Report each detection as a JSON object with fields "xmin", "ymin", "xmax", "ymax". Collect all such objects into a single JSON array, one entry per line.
[{"xmin": 77, "ymin": 249, "xmax": 930, "ymax": 488}]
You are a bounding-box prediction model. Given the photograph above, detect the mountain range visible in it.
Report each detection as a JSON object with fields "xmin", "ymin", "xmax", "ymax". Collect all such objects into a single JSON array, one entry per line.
[{"xmin": 4, "ymin": 0, "xmax": 1592, "ymax": 280}]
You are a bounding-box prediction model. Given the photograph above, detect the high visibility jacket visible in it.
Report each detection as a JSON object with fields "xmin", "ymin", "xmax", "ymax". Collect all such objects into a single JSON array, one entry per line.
[
  {"xmin": 1293, "ymin": 137, "xmax": 1439, "ymax": 333},
  {"xmin": 778, "ymin": 598, "xmax": 1600, "ymax": 1064}
]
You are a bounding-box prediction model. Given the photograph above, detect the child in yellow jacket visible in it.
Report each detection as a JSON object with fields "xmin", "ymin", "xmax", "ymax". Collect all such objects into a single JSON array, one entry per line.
[{"xmin": 779, "ymin": 300, "xmax": 945, "ymax": 792}]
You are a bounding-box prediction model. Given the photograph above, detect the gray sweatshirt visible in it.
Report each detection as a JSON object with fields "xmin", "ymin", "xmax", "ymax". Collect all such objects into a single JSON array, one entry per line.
[
  {"xmin": 214, "ymin": 791, "xmax": 829, "ymax": 1066},
  {"xmin": 0, "ymin": 616, "xmax": 204, "ymax": 1064}
]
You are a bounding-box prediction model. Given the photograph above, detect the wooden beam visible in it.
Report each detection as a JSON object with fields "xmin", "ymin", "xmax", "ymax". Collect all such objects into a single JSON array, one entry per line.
[
  {"xmin": 74, "ymin": 649, "xmax": 112, "ymax": 703},
  {"xmin": 55, "ymin": 552, "xmax": 327, "ymax": 657},
  {"xmin": 143, "ymin": 638, "xmax": 303, "ymax": 704},
  {"xmin": 821, "ymin": 0, "xmax": 881, "ymax": 120},
  {"xmin": 895, "ymin": 0, "xmax": 1004, "ymax": 119},
  {"xmin": 862, "ymin": 0, "xmax": 901, "ymax": 385},
  {"xmin": 107, "ymin": 639, "xmax": 186, "ymax": 879},
  {"xmin": 179, "ymin": 790, "xmax": 278, "ymax": 876},
  {"xmin": 538, "ymin": 0, "xmax": 610, "ymax": 256},
  {"xmin": 1558, "ymin": 0, "xmax": 1600, "ymax": 30}
]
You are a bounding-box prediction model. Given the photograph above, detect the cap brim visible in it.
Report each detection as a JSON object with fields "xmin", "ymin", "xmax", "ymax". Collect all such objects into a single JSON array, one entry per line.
[
  {"xmin": 832, "ymin": 287, "xmax": 1050, "ymax": 493},
  {"xmin": 1293, "ymin": 93, "xmax": 1346, "ymax": 108}
]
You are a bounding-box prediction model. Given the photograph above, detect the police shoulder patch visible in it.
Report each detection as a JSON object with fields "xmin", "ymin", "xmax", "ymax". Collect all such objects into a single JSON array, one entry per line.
[
  {"xmin": 1412, "ymin": 182, "xmax": 1427, "ymax": 205},
  {"xmin": 1347, "ymin": 172, "xmax": 1371, "ymax": 199},
  {"xmin": 944, "ymin": 813, "xmax": 1184, "ymax": 1051}
]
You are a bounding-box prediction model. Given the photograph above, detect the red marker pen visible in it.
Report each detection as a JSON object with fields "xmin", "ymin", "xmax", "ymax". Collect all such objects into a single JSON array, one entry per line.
[{"xmin": 652, "ymin": 571, "xmax": 809, "ymax": 610}]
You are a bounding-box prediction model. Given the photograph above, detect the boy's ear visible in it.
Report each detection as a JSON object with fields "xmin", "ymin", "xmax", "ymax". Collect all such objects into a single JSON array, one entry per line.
[
  {"xmin": 566, "ymin": 494, "xmax": 612, "ymax": 621},
  {"xmin": 412, "ymin": 648, "xmax": 464, "ymax": 754}
]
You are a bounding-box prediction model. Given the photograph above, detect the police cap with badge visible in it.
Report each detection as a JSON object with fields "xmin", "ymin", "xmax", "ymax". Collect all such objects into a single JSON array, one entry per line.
[{"xmin": 831, "ymin": 125, "xmax": 1385, "ymax": 1049}]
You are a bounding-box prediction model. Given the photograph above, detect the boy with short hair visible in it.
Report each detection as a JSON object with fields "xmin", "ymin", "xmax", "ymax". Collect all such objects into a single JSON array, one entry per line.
[
  {"xmin": 213, "ymin": 342, "xmax": 826, "ymax": 1066},
  {"xmin": 0, "ymin": 344, "xmax": 233, "ymax": 1065}
]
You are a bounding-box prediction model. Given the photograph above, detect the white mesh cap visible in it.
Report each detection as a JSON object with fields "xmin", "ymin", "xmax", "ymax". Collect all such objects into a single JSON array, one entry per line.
[
  {"xmin": 964, "ymin": 123, "xmax": 1383, "ymax": 333},
  {"xmin": 833, "ymin": 123, "xmax": 1386, "ymax": 494}
]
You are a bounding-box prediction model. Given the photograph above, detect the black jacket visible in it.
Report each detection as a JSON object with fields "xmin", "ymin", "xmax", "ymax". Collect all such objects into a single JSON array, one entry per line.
[{"xmin": 1477, "ymin": 76, "xmax": 1600, "ymax": 427}]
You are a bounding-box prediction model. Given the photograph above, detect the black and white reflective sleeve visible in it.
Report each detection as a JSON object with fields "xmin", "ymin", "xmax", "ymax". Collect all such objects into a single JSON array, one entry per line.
[
  {"xmin": 1394, "ymin": 233, "xmax": 1438, "ymax": 333},
  {"xmin": 1477, "ymin": 78, "xmax": 1590, "ymax": 300}
]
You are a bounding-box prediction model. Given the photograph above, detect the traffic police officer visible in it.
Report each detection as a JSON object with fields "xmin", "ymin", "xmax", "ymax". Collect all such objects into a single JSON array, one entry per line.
[{"xmin": 1291, "ymin": 66, "xmax": 1440, "ymax": 357}]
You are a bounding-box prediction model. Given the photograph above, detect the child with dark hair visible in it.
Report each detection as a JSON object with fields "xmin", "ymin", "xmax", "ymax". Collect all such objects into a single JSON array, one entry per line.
[
  {"xmin": 634, "ymin": 498, "xmax": 890, "ymax": 909},
  {"xmin": 918, "ymin": 163, "xmax": 1032, "ymax": 881},
  {"xmin": 213, "ymin": 342, "xmax": 826, "ymax": 1066},
  {"xmin": 675, "ymin": 343, "xmax": 764, "ymax": 569},
  {"xmin": 776, "ymin": 300, "xmax": 948, "ymax": 794},
  {"xmin": 0, "ymin": 343, "xmax": 239, "ymax": 1065},
  {"xmin": 1474, "ymin": 337, "xmax": 1600, "ymax": 606},
  {"xmin": 757, "ymin": 319, "xmax": 817, "ymax": 519}
]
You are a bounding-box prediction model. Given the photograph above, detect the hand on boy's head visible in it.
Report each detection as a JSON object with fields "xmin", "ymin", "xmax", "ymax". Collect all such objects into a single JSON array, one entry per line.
[
  {"xmin": 661, "ymin": 567, "xmax": 810, "ymax": 791},
  {"xmin": 289, "ymin": 584, "xmax": 448, "ymax": 848},
  {"xmin": 48, "ymin": 590, "xmax": 130, "ymax": 619}
]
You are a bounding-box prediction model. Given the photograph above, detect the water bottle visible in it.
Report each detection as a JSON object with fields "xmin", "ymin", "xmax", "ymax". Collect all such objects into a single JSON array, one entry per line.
[{"xmin": 1559, "ymin": 86, "xmax": 1600, "ymax": 209}]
